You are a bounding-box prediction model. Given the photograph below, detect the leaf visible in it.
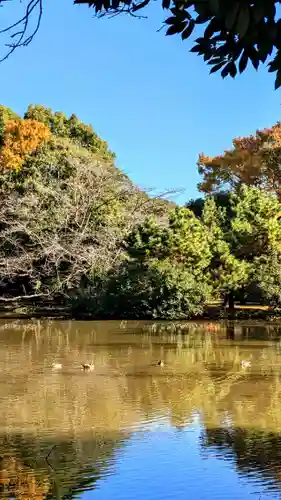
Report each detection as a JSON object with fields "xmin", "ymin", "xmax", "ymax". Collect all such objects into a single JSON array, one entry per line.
[
  {"xmin": 252, "ymin": 0, "xmax": 265, "ymax": 24},
  {"xmin": 208, "ymin": 0, "xmax": 219, "ymax": 14},
  {"xmin": 210, "ymin": 60, "xmax": 225, "ymax": 73},
  {"xmin": 257, "ymin": 37, "xmax": 273, "ymax": 63},
  {"xmin": 194, "ymin": 2, "xmax": 210, "ymax": 18},
  {"xmin": 225, "ymin": 2, "xmax": 239, "ymax": 31},
  {"xmin": 236, "ymin": 4, "xmax": 250, "ymax": 38},
  {"xmin": 268, "ymin": 53, "xmax": 281, "ymax": 73},
  {"xmin": 221, "ymin": 61, "xmax": 236, "ymax": 79},
  {"xmin": 221, "ymin": 64, "xmax": 230, "ymax": 78},
  {"xmin": 162, "ymin": 0, "xmax": 171, "ymax": 8},
  {"xmin": 165, "ymin": 17, "xmax": 177, "ymax": 25},
  {"xmin": 166, "ymin": 22, "xmax": 187, "ymax": 36},
  {"xmin": 204, "ymin": 17, "xmax": 220, "ymax": 38},
  {"xmin": 228, "ymin": 61, "xmax": 237, "ymax": 78},
  {"xmin": 170, "ymin": 4, "xmax": 192, "ymax": 16},
  {"xmin": 265, "ymin": 2, "xmax": 276, "ymax": 21},
  {"xmin": 275, "ymin": 70, "xmax": 281, "ymax": 90},
  {"xmin": 181, "ymin": 21, "xmax": 195, "ymax": 40},
  {"xmin": 167, "ymin": 9, "xmax": 188, "ymax": 21},
  {"xmin": 190, "ymin": 44, "xmax": 202, "ymax": 53},
  {"xmin": 249, "ymin": 49, "xmax": 260, "ymax": 70},
  {"xmin": 239, "ymin": 50, "xmax": 248, "ymax": 74}
]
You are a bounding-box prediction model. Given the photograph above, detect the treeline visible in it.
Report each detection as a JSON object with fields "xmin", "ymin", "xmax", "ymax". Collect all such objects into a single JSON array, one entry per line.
[{"xmin": 0, "ymin": 105, "xmax": 281, "ymax": 319}]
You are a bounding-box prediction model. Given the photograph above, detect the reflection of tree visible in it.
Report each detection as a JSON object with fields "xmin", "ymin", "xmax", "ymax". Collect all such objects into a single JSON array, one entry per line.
[
  {"xmin": 3, "ymin": 320, "xmax": 281, "ymax": 497},
  {"xmin": 0, "ymin": 432, "xmax": 126, "ymax": 499},
  {"xmin": 201, "ymin": 427, "xmax": 281, "ymax": 492}
]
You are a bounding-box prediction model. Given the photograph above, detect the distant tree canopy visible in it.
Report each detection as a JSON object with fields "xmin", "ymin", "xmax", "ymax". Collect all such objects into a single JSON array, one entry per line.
[
  {"xmin": 198, "ymin": 122, "xmax": 281, "ymax": 197},
  {"xmin": 2, "ymin": 0, "xmax": 281, "ymax": 88}
]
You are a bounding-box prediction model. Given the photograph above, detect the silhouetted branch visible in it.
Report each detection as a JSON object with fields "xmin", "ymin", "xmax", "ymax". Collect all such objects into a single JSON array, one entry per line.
[
  {"xmin": 45, "ymin": 444, "xmax": 56, "ymax": 470},
  {"xmin": 0, "ymin": 0, "xmax": 43, "ymax": 62}
]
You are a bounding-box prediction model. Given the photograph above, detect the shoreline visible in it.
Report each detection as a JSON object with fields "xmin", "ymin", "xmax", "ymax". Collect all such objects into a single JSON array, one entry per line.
[{"xmin": 0, "ymin": 301, "xmax": 280, "ymax": 321}]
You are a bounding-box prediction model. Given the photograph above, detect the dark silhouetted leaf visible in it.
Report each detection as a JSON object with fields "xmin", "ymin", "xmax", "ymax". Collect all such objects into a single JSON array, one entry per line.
[
  {"xmin": 266, "ymin": 2, "xmax": 276, "ymax": 21},
  {"xmin": 208, "ymin": 0, "xmax": 219, "ymax": 14},
  {"xmin": 162, "ymin": 0, "xmax": 171, "ymax": 8},
  {"xmin": 170, "ymin": 4, "xmax": 192, "ymax": 16},
  {"xmin": 210, "ymin": 60, "xmax": 225, "ymax": 73},
  {"xmin": 204, "ymin": 17, "xmax": 221, "ymax": 38},
  {"xmin": 181, "ymin": 21, "xmax": 195, "ymax": 40},
  {"xmin": 229, "ymin": 61, "xmax": 237, "ymax": 77},
  {"xmin": 239, "ymin": 50, "xmax": 248, "ymax": 73},
  {"xmin": 166, "ymin": 22, "xmax": 187, "ymax": 35},
  {"xmin": 221, "ymin": 61, "xmax": 236, "ymax": 78},
  {"xmin": 225, "ymin": 2, "xmax": 239, "ymax": 30},
  {"xmin": 165, "ymin": 17, "xmax": 177, "ymax": 25},
  {"xmin": 252, "ymin": 0, "xmax": 265, "ymax": 23},
  {"xmin": 194, "ymin": 2, "xmax": 210, "ymax": 18},
  {"xmin": 236, "ymin": 4, "xmax": 250, "ymax": 38},
  {"xmin": 221, "ymin": 64, "xmax": 230, "ymax": 78},
  {"xmin": 275, "ymin": 69, "xmax": 281, "ymax": 89},
  {"xmin": 268, "ymin": 52, "xmax": 281, "ymax": 73}
]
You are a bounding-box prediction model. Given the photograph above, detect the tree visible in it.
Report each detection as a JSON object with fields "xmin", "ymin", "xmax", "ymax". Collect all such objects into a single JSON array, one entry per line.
[
  {"xmin": 198, "ymin": 122, "xmax": 281, "ymax": 198},
  {"xmin": 201, "ymin": 185, "xmax": 281, "ymax": 308},
  {"xmin": 0, "ymin": 119, "xmax": 50, "ymax": 170},
  {"xmin": 0, "ymin": 104, "xmax": 172, "ymax": 306},
  {"xmin": 100, "ymin": 206, "xmax": 213, "ymax": 319},
  {"xmin": 3, "ymin": 1, "xmax": 281, "ymax": 88}
]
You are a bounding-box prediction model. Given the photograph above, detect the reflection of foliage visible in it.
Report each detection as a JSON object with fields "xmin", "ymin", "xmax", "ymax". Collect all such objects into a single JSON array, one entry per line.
[
  {"xmin": 201, "ymin": 427, "xmax": 281, "ymax": 492},
  {"xmin": 0, "ymin": 432, "xmax": 126, "ymax": 499},
  {"xmin": 0, "ymin": 456, "xmax": 49, "ymax": 499}
]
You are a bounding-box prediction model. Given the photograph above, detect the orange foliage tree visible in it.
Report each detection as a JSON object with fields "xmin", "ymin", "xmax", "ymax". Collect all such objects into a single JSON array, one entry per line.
[
  {"xmin": 0, "ymin": 119, "xmax": 51, "ymax": 170},
  {"xmin": 198, "ymin": 122, "xmax": 281, "ymax": 198}
]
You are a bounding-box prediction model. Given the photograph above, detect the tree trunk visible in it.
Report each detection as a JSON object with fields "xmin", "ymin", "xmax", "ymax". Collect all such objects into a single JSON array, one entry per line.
[
  {"xmin": 228, "ymin": 291, "xmax": 235, "ymax": 311},
  {"xmin": 226, "ymin": 323, "xmax": 235, "ymax": 340}
]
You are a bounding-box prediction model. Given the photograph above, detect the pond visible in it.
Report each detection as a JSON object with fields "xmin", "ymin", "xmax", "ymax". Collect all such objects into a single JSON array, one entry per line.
[{"xmin": 1, "ymin": 319, "xmax": 281, "ymax": 499}]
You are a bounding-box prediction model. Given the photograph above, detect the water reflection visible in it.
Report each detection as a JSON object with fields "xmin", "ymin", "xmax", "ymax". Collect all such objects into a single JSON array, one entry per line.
[
  {"xmin": 201, "ymin": 427, "xmax": 281, "ymax": 495},
  {"xmin": 1, "ymin": 319, "xmax": 281, "ymax": 498},
  {"xmin": 0, "ymin": 432, "xmax": 125, "ymax": 499}
]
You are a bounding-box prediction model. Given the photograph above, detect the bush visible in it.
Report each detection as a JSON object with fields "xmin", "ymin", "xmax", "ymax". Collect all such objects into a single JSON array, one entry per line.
[{"xmin": 70, "ymin": 260, "xmax": 211, "ymax": 320}]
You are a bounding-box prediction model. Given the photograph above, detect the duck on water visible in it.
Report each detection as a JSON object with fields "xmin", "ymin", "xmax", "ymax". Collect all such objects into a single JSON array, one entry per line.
[{"xmin": 81, "ymin": 363, "xmax": 95, "ymax": 371}]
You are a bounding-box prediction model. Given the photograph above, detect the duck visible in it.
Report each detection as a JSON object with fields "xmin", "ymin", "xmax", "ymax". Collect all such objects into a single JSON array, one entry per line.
[
  {"xmin": 241, "ymin": 360, "xmax": 251, "ymax": 369},
  {"xmin": 81, "ymin": 363, "xmax": 95, "ymax": 371},
  {"xmin": 157, "ymin": 360, "xmax": 164, "ymax": 367},
  {"xmin": 52, "ymin": 363, "xmax": 62, "ymax": 370}
]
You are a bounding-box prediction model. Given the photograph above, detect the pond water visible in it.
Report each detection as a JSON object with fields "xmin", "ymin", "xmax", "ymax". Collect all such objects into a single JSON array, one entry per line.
[{"xmin": 1, "ymin": 320, "xmax": 281, "ymax": 499}]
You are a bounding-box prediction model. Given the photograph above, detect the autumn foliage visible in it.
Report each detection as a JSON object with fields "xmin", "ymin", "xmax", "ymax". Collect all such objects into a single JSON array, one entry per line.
[
  {"xmin": 0, "ymin": 119, "xmax": 51, "ymax": 170},
  {"xmin": 198, "ymin": 122, "xmax": 281, "ymax": 197}
]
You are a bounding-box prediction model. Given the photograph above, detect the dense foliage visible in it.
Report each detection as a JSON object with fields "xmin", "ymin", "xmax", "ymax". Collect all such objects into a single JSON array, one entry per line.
[
  {"xmin": 2, "ymin": 1, "xmax": 281, "ymax": 88},
  {"xmin": 198, "ymin": 122, "xmax": 281, "ymax": 196},
  {"xmin": 0, "ymin": 104, "xmax": 172, "ymax": 308},
  {"xmin": 1, "ymin": 103, "xmax": 281, "ymax": 319},
  {"xmin": 75, "ymin": 0, "xmax": 281, "ymax": 89}
]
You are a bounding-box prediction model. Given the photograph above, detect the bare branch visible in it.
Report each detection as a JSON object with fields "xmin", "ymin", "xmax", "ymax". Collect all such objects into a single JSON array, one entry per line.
[{"xmin": 0, "ymin": 0, "xmax": 43, "ymax": 62}]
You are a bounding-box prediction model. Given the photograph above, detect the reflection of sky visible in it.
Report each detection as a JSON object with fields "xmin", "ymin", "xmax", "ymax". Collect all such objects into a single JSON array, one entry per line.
[{"xmin": 82, "ymin": 416, "xmax": 279, "ymax": 500}]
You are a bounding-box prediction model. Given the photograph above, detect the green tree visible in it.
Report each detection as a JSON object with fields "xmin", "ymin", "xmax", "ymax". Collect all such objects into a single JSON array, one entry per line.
[
  {"xmin": 24, "ymin": 104, "xmax": 115, "ymax": 162},
  {"xmin": 2, "ymin": 1, "xmax": 281, "ymax": 88},
  {"xmin": 0, "ymin": 104, "xmax": 172, "ymax": 308},
  {"xmin": 201, "ymin": 185, "xmax": 281, "ymax": 308},
  {"xmin": 102, "ymin": 206, "xmax": 213, "ymax": 319}
]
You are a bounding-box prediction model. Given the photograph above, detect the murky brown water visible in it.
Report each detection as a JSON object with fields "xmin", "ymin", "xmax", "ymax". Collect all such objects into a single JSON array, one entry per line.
[{"xmin": 1, "ymin": 319, "xmax": 281, "ymax": 499}]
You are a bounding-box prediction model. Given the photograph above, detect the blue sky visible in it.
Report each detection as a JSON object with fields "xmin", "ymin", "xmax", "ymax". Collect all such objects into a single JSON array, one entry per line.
[{"xmin": 1, "ymin": 0, "xmax": 281, "ymax": 204}]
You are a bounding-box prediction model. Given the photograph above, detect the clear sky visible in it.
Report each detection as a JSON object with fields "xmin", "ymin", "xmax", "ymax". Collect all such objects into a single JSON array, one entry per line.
[{"xmin": 1, "ymin": 0, "xmax": 281, "ymax": 204}]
